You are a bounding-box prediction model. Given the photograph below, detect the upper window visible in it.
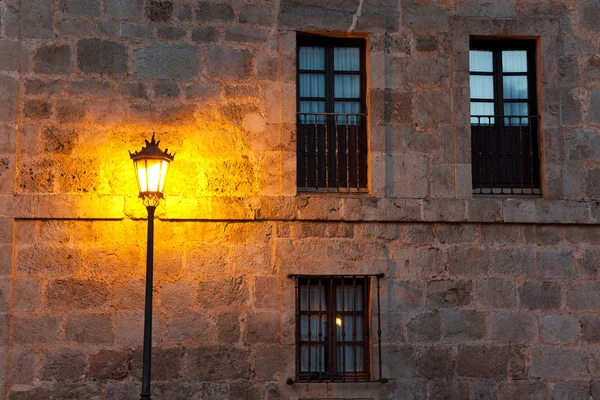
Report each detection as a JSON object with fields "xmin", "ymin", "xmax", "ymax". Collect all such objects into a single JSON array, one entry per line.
[
  {"xmin": 469, "ymin": 39, "xmax": 541, "ymax": 195},
  {"xmin": 296, "ymin": 35, "xmax": 367, "ymax": 192}
]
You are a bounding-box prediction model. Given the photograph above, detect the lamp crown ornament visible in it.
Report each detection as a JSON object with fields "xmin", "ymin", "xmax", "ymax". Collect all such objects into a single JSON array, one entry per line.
[
  {"xmin": 129, "ymin": 132, "xmax": 175, "ymax": 205},
  {"xmin": 129, "ymin": 132, "xmax": 175, "ymax": 162}
]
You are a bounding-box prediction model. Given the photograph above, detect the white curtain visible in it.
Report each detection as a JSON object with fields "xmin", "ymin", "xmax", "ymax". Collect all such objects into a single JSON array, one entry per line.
[{"xmin": 335, "ymin": 284, "xmax": 364, "ymax": 372}]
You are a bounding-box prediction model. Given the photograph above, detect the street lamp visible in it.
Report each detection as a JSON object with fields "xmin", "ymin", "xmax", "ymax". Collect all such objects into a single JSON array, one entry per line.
[{"xmin": 129, "ymin": 133, "xmax": 174, "ymax": 400}]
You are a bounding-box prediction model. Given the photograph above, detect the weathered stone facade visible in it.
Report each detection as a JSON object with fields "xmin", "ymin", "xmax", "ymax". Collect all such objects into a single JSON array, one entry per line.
[{"xmin": 1, "ymin": 0, "xmax": 600, "ymax": 399}]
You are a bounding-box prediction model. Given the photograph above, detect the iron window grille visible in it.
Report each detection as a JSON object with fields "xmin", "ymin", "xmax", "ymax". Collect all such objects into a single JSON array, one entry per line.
[
  {"xmin": 296, "ymin": 34, "xmax": 368, "ymax": 192},
  {"xmin": 288, "ymin": 274, "xmax": 385, "ymax": 383},
  {"xmin": 469, "ymin": 39, "xmax": 541, "ymax": 195}
]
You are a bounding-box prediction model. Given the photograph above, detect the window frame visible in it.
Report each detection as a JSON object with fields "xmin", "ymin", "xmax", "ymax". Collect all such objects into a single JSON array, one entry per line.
[
  {"xmin": 469, "ymin": 37, "xmax": 542, "ymax": 195},
  {"xmin": 296, "ymin": 34, "xmax": 368, "ymax": 192}
]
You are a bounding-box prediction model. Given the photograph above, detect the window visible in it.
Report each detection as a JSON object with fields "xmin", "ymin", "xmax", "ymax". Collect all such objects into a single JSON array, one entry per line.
[
  {"xmin": 290, "ymin": 274, "xmax": 384, "ymax": 383},
  {"xmin": 296, "ymin": 35, "xmax": 367, "ymax": 192},
  {"xmin": 469, "ymin": 39, "xmax": 541, "ymax": 195}
]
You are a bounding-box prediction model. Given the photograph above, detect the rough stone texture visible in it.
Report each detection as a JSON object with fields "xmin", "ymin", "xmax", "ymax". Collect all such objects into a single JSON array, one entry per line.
[
  {"xmin": 77, "ymin": 39, "xmax": 127, "ymax": 76},
  {"xmin": 2, "ymin": 1, "xmax": 600, "ymax": 399},
  {"xmin": 135, "ymin": 45, "xmax": 200, "ymax": 80}
]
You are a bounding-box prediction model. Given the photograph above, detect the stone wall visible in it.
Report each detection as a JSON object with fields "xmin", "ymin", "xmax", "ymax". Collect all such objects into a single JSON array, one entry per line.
[{"xmin": 0, "ymin": 0, "xmax": 599, "ymax": 399}]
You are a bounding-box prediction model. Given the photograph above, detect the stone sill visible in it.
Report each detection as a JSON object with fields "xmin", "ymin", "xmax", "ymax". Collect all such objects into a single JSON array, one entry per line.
[{"xmin": 1, "ymin": 194, "xmax": 599, "ymax": 225}]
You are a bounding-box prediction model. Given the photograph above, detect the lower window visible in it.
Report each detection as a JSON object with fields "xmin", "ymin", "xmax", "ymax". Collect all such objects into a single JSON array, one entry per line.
[{"xmin": 290, "ymin": 274, "xmax": 384, "ymax": 383}]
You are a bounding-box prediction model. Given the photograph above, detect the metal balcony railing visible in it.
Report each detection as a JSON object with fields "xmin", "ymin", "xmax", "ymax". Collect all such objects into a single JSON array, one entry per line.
[
  {"xmin": 471, "ymin": 115, "xmax": 541, "ymax": 195},
  {"xmin": 297, "ymin": 112, "xmax": 368, "ymax": 193}
]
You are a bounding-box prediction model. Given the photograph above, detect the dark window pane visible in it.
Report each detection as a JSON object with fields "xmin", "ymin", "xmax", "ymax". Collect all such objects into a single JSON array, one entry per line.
[
  {"xmin": 471, "ymin": 102, "xmax": 495, "ymax": 125},
  {"xmin": 504, "ymin": 102, "xmax": 529, "ymax": 125},
  {"xmin": 469, "ymin": 50, "xmax": 493, "ymax": 72},
  {"xmin": 503, "ymin": 76, "xmax": 528, "ymax": 99},
  {"xmin": 502, "ymin": 50, "xmax": 527, "ymax": 72},
  {"xmin": 470, "ymin": 75, "xmax": 494, "ymax": 99},
  {"xmin": 334, "ymin": 47, "xmax": 360, "ymax": 71},
  {"xmin": 299, "ymin": 47, "xmax": 325, "ymax": 70},
  {"xmin": 299, "ymin": 74, "xmax": 325, "ymax": 97},
  {"xmin": 334, "ymin": 75, "xmax": 360, "ymax": 98}
]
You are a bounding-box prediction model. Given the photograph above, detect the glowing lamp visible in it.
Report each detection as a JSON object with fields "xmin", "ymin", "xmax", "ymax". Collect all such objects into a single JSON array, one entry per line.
[{"xmin": 129, "ymin": 133, "xmax": 175, "ymax": 202}]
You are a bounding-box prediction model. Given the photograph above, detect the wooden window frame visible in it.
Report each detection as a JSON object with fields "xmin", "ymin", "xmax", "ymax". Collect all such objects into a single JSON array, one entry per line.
[
  {"xmin": 469, "ymin": 38, "xmax": 542, "ymax": 194},
  {"xmin": 296, "ymin": 34, "xmax": 368, "ymax": 192}
]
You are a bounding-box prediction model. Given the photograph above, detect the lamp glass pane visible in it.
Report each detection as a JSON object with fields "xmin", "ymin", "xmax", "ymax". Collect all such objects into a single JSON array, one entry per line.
[
  {"xmin": 135, "ymin": 159, "xmax": 148, "ymax": 193},
  {"xmin": 158, "ymin": 160, "xmax": 169, "ymax": 193},
  {"xmin": 136, "ymin": 159, "xmax": 164, "ymax": 193}
]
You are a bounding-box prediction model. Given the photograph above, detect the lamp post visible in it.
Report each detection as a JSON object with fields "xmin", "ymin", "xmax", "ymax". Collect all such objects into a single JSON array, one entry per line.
[{"xmin": 129, "ymin": 133, "xmax": 175, "ymax": 400}]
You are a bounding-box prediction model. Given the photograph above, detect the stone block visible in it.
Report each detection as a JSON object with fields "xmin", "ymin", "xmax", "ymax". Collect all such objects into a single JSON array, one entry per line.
[
  {"xmin": 416, "ymin": 35, "xmax": 437, "ymax": 52},
  {"xmin": 0, "ymin": 76, "xmax": 18, "ymax": 123},
  {"xmin": 456, "ymin": 344, "xmax": 508, "ymax": 379},
  {"xmin": 207, "ymin": 46, "xmax": 253, "ymax": 80},
  {"xmin": 395, "ymin": 247, "xmax": 444, "ymax": 278},
  {"xmin": 560, "ymin": 89, "xmax": 583, "ymax": 126},
  {"xmin": 120, "ymin": 23, "xmax": 154, "ymax": 39},
  {"xmin": 106, "ymin": 0, "xmax": 143, "ymax": 19},
  {"xmin": 119, "ymin": 82, "xmax": 148, "ymax": 99},
  {"xmin": 577, "ymin": 248, "xmax": 600, "ymax": 276},
  {"xmin": 158, "ymin": 26, "xmax": 186, "ymax": 41},
  {"xmin": 12, "ymin": 278, "xmax": 41, "ymax": 311},
  {"xmin": 0, "ymin": 40, "xmax": 28, "ymax": 72},
  {"xmin": 159, "ymin": 281, "xmax": 193, "ymax": 309},
  {"xmin": 519, "ymin": 282, "xmax": 561, "ymax": 310},
  {"xmin": 529, "ymin": 345, "xmax": 586, "ymax": 378},
  {"xmin": 389, "ymin": 153, "xmax": 428, "ymax": 198},
  {"xmin": 135, "ymin": 44, "xmax": 200, "ymax": 80},
  {"xmin": 89, "ymin": 100, "xmax": 125, "ymax": 124},
  {"xmin": 146, "ymin": 0, "xmax": 173, "ymax": 22},
  {"xmin": 423, "ymin": 199, "xmax": 466, "ymax": 222},
  {"xmin": 407, "ymin": 56, "xmax": 450, "ymax": 86},
  {"xmin": 565, "ymin": 130, "xmax": 600, "ymax": 161},
  {"xmin": 477, "ymin": 279, "xmax": 516, "ymax": 309},
  {"xmin": 88, "ymin": 350, "xmax": 129, "ymax": 380},
  {"xmin": 579, "ymin": 316, "xmax": 600, "ymax": 343},
  {"xmin": 5, "ymin": 0, "xmax": 53, "ymax": 39},
  {"xmin": 497, "ymin": 381, "xmax": 549, "ymax": 399},
  {"xmin": 402, "ymin": 0, "xmax": 450, "ymax": 32},
  {"xmin": 466, "ymin": 199, "xmax": 503, "ymax": 222},
  {"xmin": 427, "ymin": 279, "xmax": 472, "ymax": 308},
  {"xmin": 577, "ymin": 0, "xmax": 600, "ymax": 32},
  {"xmin": 106, "ymin": 382, "xmax": 139, "ymax": 400},
  {"xmin": 457, "ymin": 1, "xmax": 516, "ymax": 17},
  {"xmin": 226, "ymin": 26, "xmax": 269, "ymax": 44},
  {"xmin": 177, "ymin": 4, "xmax": 192, "ymax": 20},
  {"xmin": 491, "ymin": 312, "xmax": 539, "ymax": 342},
  {"xmin": 64, "ymin": 314, "xmax": 113, "ymax": 344},
  {"xmin": 6, "ymin": 348, "xmax": 34, "ymax": 385},
  {"xmin": 46, "ymin": 279, "xmax": 109, "ymax": 310},
  {"xmin": 536, "ymin": 251, "xmax": 574, "ymax": 279},
  {"xmin": 68, "ymin": 79, "xmax": 110, "ymax": 96},
  {"xmin": 96, "ymin": 19, "xmax": 119, "ymax": 37},
  {"xmin": 386, "ymin": 281, "xmax": 425, "ymax": 312},
  {"xmin": 415, "ymin": 346, "xmax": 453, "ymax": 379},
  {"xmin": 407, "ymin": 311, "xmax": 441, "ymax": 342},
  {"xmin": 196, "ymin": 3, "xmax": 234, "ymax": 21},
  {"xmin": 382, "ymin": 345, "xmax": 417, "ymax": 378},
  {"xmin": 552, "ymin": 382, "xmax": 591, "ymax": 400},
  {"xmin": 587, "ymin": 166, "xmax": 600, "ymax": 199},
  {"xmin": 58, "ymin": 19, "xmax": 94, "ymax": 36},
  {"xmin": 24, "ymin": 100, "xmax": 51, "ymax": 120},
  {"xmin": 185, "ymin": 346, "xmax": 251, "ymax": 381},
  {"xmin": 168, "ymin": 313, "xmax": 215, "ymax": 343},
  {"xmin": 24, "ymin": 79, "xmax": 62, "ymax": 95},
  {"xmin": 435, "ymin": 224, "xmax": 477, "ymax": 244},
  {"xmin": 132, "ymin": 347, "xmax": 183, "ymax": 381},
  {"xmin": 77, "ymin": 39, "xmax": 128, "ymax": 76},
  {"xmin": 41, "ymin": 349, "xmax": 87, "ymax": 381},
  {"xmin": 229, "ymin": 382, "xmax": 266, "ymax": 400},
  {"xmin": 191, "ymin": 27, "xmax": 219, "ymax": 43},
  {"xmin": 443, "ymin": 310, "xmax": 486, "ymax": 341},
  {"xmin": 56, "ymin": 100, "xmax": 87, "ymax": 123},
  {"xmin": 446, "ymin": 247, "xmax": 490, "ymax": 275},
  {"xmin": 217, "ymin": 312, "xmax": 240, "ymax": 344},
  {"xmin": 254, "ymin": 276, "xmax": 280, "ymax": 309},
  {"xmin": 13, "ymin": 315, "xmax": 59, "ymax": 344},
  {"xmin": 523, "ymin": 224, "xmax": 561, "ymax": 246},
  {"xmin": 196, "ymin": 277, "xmax": 249, "ymax": 310},
  {"xmin": 415, "ymin": 89, "xmax": 452, "ymax": 127},
  {"xmin": 240, "ymin": 6, "xmax": 273, "ymax": 26},
  {"xmin": 245, "ymin": 311, "xmax": 280, "ymax": 344},
  {"xmin": 583, "ymin": 56, "xmax": 600, "ymax": 87},
  {"xmin": 59, "ymin": 0, "xmax": 100, "ymax": 16}
]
